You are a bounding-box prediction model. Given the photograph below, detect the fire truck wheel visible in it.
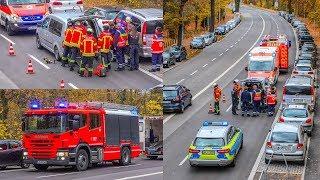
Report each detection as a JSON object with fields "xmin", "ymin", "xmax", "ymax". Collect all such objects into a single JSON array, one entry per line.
[
  {"xmin": 34, "ymin": 164, "xmax": 49, "ymax": 171},
  {"xmin": 119, "ymin": 147, "xmax": 131, "ymax": 166},
  {"xmin": 75, "ymin": 149, "xmax": 89, "ymax": 171}
]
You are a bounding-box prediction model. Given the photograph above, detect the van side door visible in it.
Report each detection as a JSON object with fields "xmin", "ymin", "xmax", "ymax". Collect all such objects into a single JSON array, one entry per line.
[
  {"xmin": 48, "ymin": 18, "xmax": 63, "ymax": 53},
  {"xmin": 37, "ymin": 16, "xmax": 51, "ymax": 49}
]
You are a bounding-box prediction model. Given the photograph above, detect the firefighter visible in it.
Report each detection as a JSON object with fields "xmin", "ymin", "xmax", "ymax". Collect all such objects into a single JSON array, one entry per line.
[
  {"xmin": 113, "ymin": 23, "xmax": 127, "ymax": 71},
  {"xmin": 79, "ymin": 28, "xmax": 97, "ymax": 77},
  {"xmin": 213, "ymin": 83, "xmax": 222, "ymax": 115},
  {"xmin": 128, "ymin": 26, "xmax": 141, "ymax": 71},
  {"xmin": 98, "ymin": 25, "xmax": 113, "ymax": 70},
  {"xmin": 149, "ymin": 27, "xmax": 164, "ymax": 72},
  {"xmin": 267, "ymin": 91, "xmax": 277, "ymax": 116},
  {"xmin": 61, "ymin": 20, "xmax": 74, "ymax": 67},
  {"xmin": 69, "ymin": 21, "xmax": 85, "ymax": 71},
  {"xmin": 252, "ymin": 85, "xmax": 262, "ymax": 117},
  {"xmin": 231, "ymin": 79, "xmax": 241, "ymax": 115},
  {"xmin": 241, "ymin": 85, "xmax": 252, "ymax": 117}
]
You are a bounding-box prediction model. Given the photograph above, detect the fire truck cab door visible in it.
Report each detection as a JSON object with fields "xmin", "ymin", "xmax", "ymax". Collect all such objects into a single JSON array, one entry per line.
[{"xmin": 88, "ymin": 113, "xmax": 103, "ymax": 145}]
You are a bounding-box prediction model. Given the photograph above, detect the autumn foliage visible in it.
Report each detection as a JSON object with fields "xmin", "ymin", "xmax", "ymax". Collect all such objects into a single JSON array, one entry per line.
[{"xmin": 0, "ymin": 89, "xmax": 162, "ymax": 139}]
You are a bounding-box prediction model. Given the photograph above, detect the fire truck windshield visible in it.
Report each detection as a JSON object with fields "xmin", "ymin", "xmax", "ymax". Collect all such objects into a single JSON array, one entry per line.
[
  {"xmin": 23, "ymin": 114, "xmax": 67, "ymax": 133},
  {"xmin": 8, "ymin": 0, "xmax": 45, "ymax": 5}
]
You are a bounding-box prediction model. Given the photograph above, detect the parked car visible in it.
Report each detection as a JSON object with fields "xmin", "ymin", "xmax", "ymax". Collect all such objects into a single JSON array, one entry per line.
[
  {"xmin": 201, "ymin": 32, "xmax": 216, "ymax": 46},
  {"xmin": 283, "ymin": 75, "xmax": 317, "ymax": 111},
  {"xmin": 145, "ymin": 141, "xmax": 163, "ymax": 160},
  {"xmin": 162, "ymin": 50, "xmax": 175, "ymax": 68},
  {"xmin": 169, "ymin": 45, "xmax": 187, "ymax": 62},
  {"xmin": 215, "ymin": 25, "xmax": 227, "ymax": 35},
  {"xmin": 163, "ymin": 85, "xmax": 192, "ymax": 113},
  {"xmin": 298, "ymin": 35, "xmax": 314, "ymax": 49},
  {"xmin": 279, "ymin": 104, "xmax": 314, "ymax": 136},
  {"xmin": 0, "ymin": 140, "xmax": 29, "ymax": 170},
  {"xmin": 301, "ymin": 45, "xmax": 317, "ymax": 57},
  {"xmin": 114, "ymin": 8, "xmax": 163, "ymax": 58},
  {"xmin": 293, "ymin": 63, "xmax": 317, "ymax": 80},
  {"xmin": 190, "ymin": 37, "xmax": 206, "ymax": 49},
  {"xmin": 227, "ymin": 19, "xmax": 237, "ymax": 29},
  {"xmin": 265, "ymin": 123, "xmax": 307, "ymax": 164},
  {"xmin": 84, "ymin": 6, "xmax": 122, "ymax": 21},
  {"xmin": 48, "ymin": 0, "xmax": 83, "ymax": 14},
  {"xmin": 299, "ymin": 53, "xmax": 316, "ymax": 66}
]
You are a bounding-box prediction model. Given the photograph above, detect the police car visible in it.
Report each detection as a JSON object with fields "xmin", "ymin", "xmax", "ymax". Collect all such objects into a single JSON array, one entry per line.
[{"xmin": 188, "ymin": 121, "xmax": 243, "ymax": 167}]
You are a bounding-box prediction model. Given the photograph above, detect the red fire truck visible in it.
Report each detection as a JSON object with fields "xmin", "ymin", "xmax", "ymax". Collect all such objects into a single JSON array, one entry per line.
[{"xmin": 22, "ymin": 99, "xmax": 141, "ymax": 171}]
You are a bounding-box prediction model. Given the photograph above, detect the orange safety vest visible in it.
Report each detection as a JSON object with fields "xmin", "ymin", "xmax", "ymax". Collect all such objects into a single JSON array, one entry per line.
[
  {"xmin": 213, "ymin": 87, "xmax": 222, "ymax": 102},
  {"xmin": 267, "ymin": 94, "xmax": 277, "ymax": 105},
  {"xmin": 117, "ymin": 30, "xmax": 127, "ymax": 48},
  {"xmin": 253, "ymin": 90, "xmax": 262, "ymax": 101},
  {"xmin": 80, "ymin": 35, "xmax": 97, "ymax": 57},
  {"xmin": 70, "ymin": 26, "xmax": 84, "ymax": 48},
  {"xmin": 98, "ymin": 31, "xmax": 113, "ymax": 53},
  {"xmin": 63, "ymin": 27, "xmax": 74, "ymax": 47},
  {"xmin": 151, "ymin": 34, "xmax": 164, "ymax": 54},
  {"xmin": 235, "ymin": 84, "xmax": 242, "ymax": 97}
]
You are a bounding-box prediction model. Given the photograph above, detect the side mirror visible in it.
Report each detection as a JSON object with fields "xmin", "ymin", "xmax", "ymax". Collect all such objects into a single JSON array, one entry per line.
[
  {"xmin": 72, "ymin": 120, "xmax": 80, "ymax": 131},
  {"xmin": 245, "ymin": 67, "xmax": 248, "ymax": 71}
]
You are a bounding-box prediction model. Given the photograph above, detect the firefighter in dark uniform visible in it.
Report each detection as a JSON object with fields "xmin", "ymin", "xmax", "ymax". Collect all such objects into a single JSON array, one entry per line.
[
  {"xmin": 241, "ymin": 86, "xmax": 252, "ymax": 117},
  {"xmin": 128, "ymin": 26, "xmax": 141, "ymax": 71},
  {"xmin": 79, "ymin": 28, "xmax": 97, "ymax": 77},
  {"xmin": 252, "ymin": 85, "xmax": 262, "ymax": 116},
  {"xmin": 231, "ymin": 79, "xmax": 241, "ymax": 115},
  {"xmin": 61, "ymin": 20, "xmax": 74, "ymax": 67},
  {"xmin": 113, "ymin": 23, "xmax": 127, "ymax": 71}
]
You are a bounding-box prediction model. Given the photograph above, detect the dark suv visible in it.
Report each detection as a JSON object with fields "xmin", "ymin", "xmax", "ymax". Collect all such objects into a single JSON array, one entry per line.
[
  {"xmin": 163, "ymin": 85, "xmax": 192, "ymax": 113},
  {"xmin": 299, "ymin": 35, "xmax": 314, "ymax": 49},
  {"xmin": 0, "ymin": 140, "xmax": 29, "ymax": 170}
]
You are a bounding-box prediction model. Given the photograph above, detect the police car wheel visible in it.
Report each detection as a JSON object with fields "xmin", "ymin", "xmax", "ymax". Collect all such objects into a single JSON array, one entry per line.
[
  {"xmin": 307, "ymin": 131, "xmax": 312, "ymax": 137},
  {"xmin": 240, "ymin": 139, "xmax": 243, "ymax": 149},
  {"xmin": 230, "ymin": 157, "xmax": 236, "ymax": 167}
]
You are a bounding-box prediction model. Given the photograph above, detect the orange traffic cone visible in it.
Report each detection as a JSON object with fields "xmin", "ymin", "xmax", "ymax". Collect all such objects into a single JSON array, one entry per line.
[
  {"xmin": 60, "ymin": 80, "xmax": 65, "ymax": 89},
  {"xmin": 208, "ymin": 104, "xmax": 214, "ymax": 114},
  {"xmin": 8, "ymin": 43, "xmax": 15, "ymax": 56},
  {"xmin": 26, "ymin": 60, "xmax": 35, "ymax": 74},
  {"xmin": 222, "ymin": 94, "xmax": 226, "ymax": 103}
]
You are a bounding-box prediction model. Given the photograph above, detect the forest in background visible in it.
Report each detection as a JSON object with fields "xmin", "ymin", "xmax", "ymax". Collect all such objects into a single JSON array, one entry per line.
[{"xmin": 0, "ymin": 89, "xmax": 162, "ymax": 139}]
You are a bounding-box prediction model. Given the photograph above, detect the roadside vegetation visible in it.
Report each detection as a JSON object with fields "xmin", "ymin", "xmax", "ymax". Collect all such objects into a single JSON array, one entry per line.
[{"xmin": 0, "ymin": 89, "xmax": 162, "ymax": 139}]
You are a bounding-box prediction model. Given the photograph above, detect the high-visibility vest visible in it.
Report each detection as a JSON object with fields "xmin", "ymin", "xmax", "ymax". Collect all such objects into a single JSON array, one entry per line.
[
  {"xmin": 267, "ymin": 94, "xmax": 277, "ymax": 105},
  {"xmin": 213, "ymin": 88, "xmax": 222, "ymax": 101},
  {"xmin": 98, "ymin": 32, "xmax": 113, "ymax": 53},
  {"xmin": 63, "ymin": 27, "xmax": 73, "ymax": 47},
  {"xmin": 253, "ymin": 90, "xmax": 262, "ymax": 101},
  {"xmin": 70, "ymin": 26, "xmax": 84, "ymax": 48},
  {"xmin": 80, "ymin": 35, "xmax": 97, "ymax": 57},
  {"xmin": 151, "ymin": 34, "xmax": 164, "ymax": 54},
  {"xmin": 116, "ymin": 30, "xmax": 127, "ymax": 48}
]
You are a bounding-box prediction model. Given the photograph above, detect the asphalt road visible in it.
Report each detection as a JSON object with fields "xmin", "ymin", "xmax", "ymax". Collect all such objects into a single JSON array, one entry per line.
[
  {"xmin": 0, "ymin": 28, "xmax": 162, "ymax": 89},
  {"xmin": 164, "ymin": 6, "xmax": 298, "ymax": 180},
  {"xmin": 0, "ymin": 157, "xmax": 162, "ymax": 180}
]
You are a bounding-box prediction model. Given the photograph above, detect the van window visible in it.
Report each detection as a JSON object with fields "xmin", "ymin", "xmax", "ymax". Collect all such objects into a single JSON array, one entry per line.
[
  {"xmin": 90, "ymin": 113, "xmax": 101, "ymax": 129},
  {"xmin": 146, "ymin": 20, "xmax": 163, "ymax": 34},
  {"xmin": 285, "ymin": 86, "xmax": 312, "ymax": 95},
  {"xmin": 49, "ymin": 19, "xmax": 63, "ymax": 37},
  {"xmin": 42, "ymin": 17, "xmax": 51, "ymax": 29}
]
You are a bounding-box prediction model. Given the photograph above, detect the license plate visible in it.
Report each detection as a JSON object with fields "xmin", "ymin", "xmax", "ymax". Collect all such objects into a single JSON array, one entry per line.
[
  {"xmin": 293, "ymin": 99, "xmax": 303, "ymax": 103},
  {"xmin": 28, "ymin": 26, "xmax": 36, "ymax": 30},
  {"xmin": 37, "ymin": 160, "xmax": 47, "ymax": 164},
  {"xmin": 275, "ymin": 146, "xmax": 290, "ymax": 152},
  {"xmin": 202, "ymin": 150, "xmax": 215, "ymax": 155}
]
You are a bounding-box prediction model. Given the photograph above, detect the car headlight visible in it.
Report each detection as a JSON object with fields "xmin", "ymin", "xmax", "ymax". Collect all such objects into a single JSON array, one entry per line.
[
  {"xmin": 56, "ymin": 151, "xmax": 69, "ymax": 157},
  {"xmin": 23, "ymin": 151, "xmax": 28, "ymax": 156},
  {"xmin": 10, "ymin": 14, "xmax": 20, "ymax": 22}
]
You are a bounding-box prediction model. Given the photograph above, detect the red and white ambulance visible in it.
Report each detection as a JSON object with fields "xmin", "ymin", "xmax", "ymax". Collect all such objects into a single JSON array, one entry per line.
[{"xmin": 0, "ymin": 0, "xmax": 48, "ymax": 35}]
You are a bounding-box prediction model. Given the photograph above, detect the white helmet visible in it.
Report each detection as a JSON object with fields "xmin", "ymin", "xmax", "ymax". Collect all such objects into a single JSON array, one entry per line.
[
  {"xmin": 234, "ymin": 79, "xmax": 239, "ymax": 83},
  {"xmin": 125, "ymin": 16, "xmax": 132, "ymax": 23},
  {"xmin": 213, "ymin": 83, "xmax": 218, "ymax": 88}
]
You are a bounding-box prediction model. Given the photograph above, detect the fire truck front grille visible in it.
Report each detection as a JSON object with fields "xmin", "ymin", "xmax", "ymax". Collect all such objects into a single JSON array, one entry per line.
[{"xmin": 30, "ymin": 140, "xmax": 55, "ymax": 159}]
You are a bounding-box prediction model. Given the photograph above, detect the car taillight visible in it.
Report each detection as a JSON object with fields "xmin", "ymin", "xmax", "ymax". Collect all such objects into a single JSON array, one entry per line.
[
  {"xmin": 266, "ymin": 142, "xmax": 272, "ymax": 148},
  {"xmin": 279, "ymin": 117, "xmax": 285, "ymax": 122},
  {"xmin": 189, "ymin": 148, "xmax": 200, "ymax": 154},
  {"xmin": 217, "ymin": 148, "xmax": 230, "ymax": 154},
  {"xmin": 306, "ymin": 118, "xmax": 312, "ymax": 124},
  {"xmin": 76, "ymin": 0, "xmax": 83, "ymax": 4},
  {"xmin": 308, "ymin": 71, "xmax": 314, "ymax": 74},
  {"xmin": 297, "ymin": 143, "xmax": 303, "ymax": 149},
  {"xmin": 53, "ymin": 1, "xmax": 62, "ymax": 5},
  {"xmin": 283, "ymin": 87, "xmax": 287, "ymax": 94},
  {"xmin": 142, "ymin": 22, "xmax": 147, "ymax": 45},
  {"xmin": 293, "ymin": 71, "xmax": 298, "ymax": 74},
  {"xmin": 311, "ymin": 87, "xmax": 314, "ymax": 94}
]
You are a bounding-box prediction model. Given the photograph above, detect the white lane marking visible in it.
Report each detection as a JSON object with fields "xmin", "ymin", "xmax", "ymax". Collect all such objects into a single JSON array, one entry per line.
[
  {"xmin": 114, "ymin": 171, "xmax": 163, "ymax": 180},
  {"xmin": 248, "ymin": 15, "xmax": 298, "ymax": 180},
  {"xmin": 225, "ymin": 48, "xmax": 229, "ymax": 52},
  {"xmin": 138, "ymin": 67, "xmax": 163, "ymax": 83},
  {"xmin": 301, "ymin": 137, "xmax": 311, "ymax": 180},
  {"xmin": 219, "ymin": 53, "xmax": 224, "ymax": 56},
  {"xmin": 163, "ymin": 114, "xmax": 175, "ymax": 124},
  {"xmin": 27, "ymin": 54, "xmax": 50, "ymax": 70},
  {"xmin": 0, "ymin": 34, "xmax": 15, "ymax": 45},
  {"xmin": 192, "ymin": 14, "xmax": 265, "ymax": 101},
  {"xmin": 36, "ymin": 172, "xmax": 81, "ymax": 178},
  {"xmin": 238, "ymin": 39, "xmax": 241, "ymax": 42},
  {"xmin": 68, "ymin": 83, "xmax": 79, "ymax": 89},
  {"xmin": 235, "ymin": 41, "xmax": 238, "ymax": 45},
  {"xmin": 179, "ymin": 155, "xmax": 188, "ymax": 166},
  {"xmin": 113, "ymin": 164, "xmax": 141, "ymax": 169},
  {"xmin": 230, "ymin": 45, "xmax": 234, "ymax": 48},
  {"xmin": 211, "ymin": 58, "xmax": 216, "ymax": 62},
  {"xmin": 202, "ymin": 64, "xmax": 208, "ymax": 68},
  {"xmin": 226, "ymin": 104, "xmax": 232, "ymax": 112},
  {"xmin": 176, "ymin": 78, "xmax": 185, "ymax": 84},
  {"xmin": 190, "ymin": 70, "xmax": 198, "ymax": 76}
]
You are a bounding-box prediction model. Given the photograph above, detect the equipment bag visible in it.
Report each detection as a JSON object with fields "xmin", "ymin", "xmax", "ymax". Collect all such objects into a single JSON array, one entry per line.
[{"xmin": 94, "ymin": 64, "xmax": 107, "ymax": 77}]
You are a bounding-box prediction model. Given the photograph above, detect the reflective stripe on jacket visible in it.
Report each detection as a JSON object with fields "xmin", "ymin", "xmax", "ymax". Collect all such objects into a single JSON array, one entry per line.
[
  {"xmin": 80, "ymin": 35, "xmax": 97, "ymax": 57},
  {"xmin": 98, "ymin": 31, "xmax": 113, "ymax": 53},
  {"xmin": 63, "ymin": 27, "xmax": 73, "ymax": 47},
  {"xmin": 151, "ymin": 34, "xmax": 164, "ymax": 54}
]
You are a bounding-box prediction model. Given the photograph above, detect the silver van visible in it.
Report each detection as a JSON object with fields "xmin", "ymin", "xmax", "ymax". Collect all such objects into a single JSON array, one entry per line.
[
  {"xmin": 114, "ymin": 8, "xmax": 163, "ymax": 58},
  {"xmin": 35, "ymin": 12, "xmax": 103, "ymax": 61},
  {"xmin": 282, "ymin": 75, "xmax": 317, "ymax": 111}
]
